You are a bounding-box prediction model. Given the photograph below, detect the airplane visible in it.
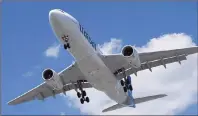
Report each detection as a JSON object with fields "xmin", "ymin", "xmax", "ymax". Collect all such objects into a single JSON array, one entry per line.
[{"xmin": 8, "ymin": 9, "xmax": 198, "ymax": 113}]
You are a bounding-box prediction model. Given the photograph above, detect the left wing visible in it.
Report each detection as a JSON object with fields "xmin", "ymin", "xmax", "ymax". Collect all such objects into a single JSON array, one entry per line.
[
  {"xmin": 101, "ymin": 46, "xmax": 198, "ymax": 80},
  {"xmin": 8, "ymin": 82, "xmax": 91, "ymax": 105},
  {"xmin": 8, "ymin": 62, "xmax": 92, "ymax": 105}
]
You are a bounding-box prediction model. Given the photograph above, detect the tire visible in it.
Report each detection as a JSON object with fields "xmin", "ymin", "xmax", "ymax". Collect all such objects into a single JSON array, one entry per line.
[
  {"xmin": 64, "ymin": 44, "xmax": 67, "ymax": 49},
  {"xmin": 128, "ymin": 85, "xmax": 133, "ymax": 91},
  {"xmin": 120, "ymin": 80, "xmax": 124, "ymax": 86},
  {"xmin": 82, "ymin": 90, "xmax": 86, "ymax": 96},
  {"xmin": 67, "ymin": 43, "xmax": 71, "ymax": 48},
  {"xmin": 77, "ymin": 92, "xmax": 81, "ymax": 98},
  {"xmin": 80, "ymin": 98, "xmax": 84, "ymax": 104},
  {"xmin": 123, "ymin": 87, "xmax": 127, "ymax": 92},
  {"xmin": 64, "ymin": 43, "xmax": 70, "ymax": 49},
  {"xmin": 85, "ymin": 97, "xmax": 90, "ymax": 103}
]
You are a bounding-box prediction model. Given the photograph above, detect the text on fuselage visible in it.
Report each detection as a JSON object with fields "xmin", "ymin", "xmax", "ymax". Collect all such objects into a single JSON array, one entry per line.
[{"xmin": 79, "ymin": 24, "xmax": 96, "ymax": 50}]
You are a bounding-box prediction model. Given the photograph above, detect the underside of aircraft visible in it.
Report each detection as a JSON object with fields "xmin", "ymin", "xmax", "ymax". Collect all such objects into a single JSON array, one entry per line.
[{"xmin": 7, "ymin": 9, "xmax": 198, "ymax": 113}]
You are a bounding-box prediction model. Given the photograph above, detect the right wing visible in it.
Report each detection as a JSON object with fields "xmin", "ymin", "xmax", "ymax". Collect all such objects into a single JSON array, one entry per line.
[
  {"xmin": 8, "ymin": 62, "xmax": 92, "ymax": 105},
  {"xmin": 139, "ymin": 46, "xmax": 198, "ymax": 63},
  {"xmin": 102, "ymin": 46, "xmax": 198, "ymax": 80}
]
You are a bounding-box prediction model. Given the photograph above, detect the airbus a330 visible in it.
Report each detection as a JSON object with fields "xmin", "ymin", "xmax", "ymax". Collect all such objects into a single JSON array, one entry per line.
[{"xmin": 8, "ymin": 9, "xmax": 198, "ymax": 112}]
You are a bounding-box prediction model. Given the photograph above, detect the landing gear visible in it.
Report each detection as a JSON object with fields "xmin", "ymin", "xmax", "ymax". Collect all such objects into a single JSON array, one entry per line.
[
  {"xmin": 82, "ymin": 90, "xmax": 86, "ymax": 97},
  {"xmin": 120, "ymin": 75, "xmax": 133, "ymax": 93},
  {"xmin": 120, "ymin": 80, "xmax": 124, "ymax": 86},
  {"xmin": 85, "ymin": 97, "xmax": 90, "ymax": 103},
  {"xmin": 123, "ymin": 86, "xmax": 127, "ymax": 92},
  {"xmin": 64, "ymin": 43, "xmax": 70, "ymax": 49},
  {"xmin": 62, "ymin": 35, "xmax": 70, "ymax": 50},
  {"xmin": 116, "ymin": 67, "xmax": 133, "ymax": 93},
  {"xmin": 79, "ymin": 96, "xmax": 90, "ymax": 104},
  {"xmin": 77, "ymin": 92, "xmax": 81, "ymax": 98},
  {"xmin": 76, "ymin": 80, "xmax": 90, "ymax": 104},
  {"xmin": 80, "ymin": 98, "xmax": 84, "ymax": 104}
]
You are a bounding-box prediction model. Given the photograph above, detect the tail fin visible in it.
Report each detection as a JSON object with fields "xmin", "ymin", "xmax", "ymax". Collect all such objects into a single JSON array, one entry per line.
[{"xmin": 102, "ymin": 94, "xmax": 167, "ymax": 113}]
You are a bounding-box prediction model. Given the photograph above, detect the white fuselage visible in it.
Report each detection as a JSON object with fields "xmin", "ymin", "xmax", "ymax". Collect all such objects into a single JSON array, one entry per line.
[{"xmin": 49, "ymin": 9, "xmax": 128, "ymax": 104}]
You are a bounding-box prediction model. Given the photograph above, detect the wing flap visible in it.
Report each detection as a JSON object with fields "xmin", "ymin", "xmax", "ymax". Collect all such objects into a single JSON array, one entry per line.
[
  {"xmin": 116, "ymin": 54, "xmax": 187, "ymax": 80},
  {"xmin": 101, "ymin": 46, "xmax": 197, "ymax": 77}
]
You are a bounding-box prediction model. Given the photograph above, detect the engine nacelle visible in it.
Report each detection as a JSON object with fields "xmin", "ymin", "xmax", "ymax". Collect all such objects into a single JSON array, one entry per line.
[
  {"xmin": 42, "ymin": 68, "xmax": 64, "ymax": 90},
  {"xmin": 121, "ymin": 45, "xmax": 141, "ymax": 68}
]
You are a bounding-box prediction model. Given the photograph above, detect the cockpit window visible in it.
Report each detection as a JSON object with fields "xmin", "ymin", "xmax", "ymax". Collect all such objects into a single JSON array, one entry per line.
[{"xmin": 58, "ymin": 9, "xmax": 64, "ymax": 13}]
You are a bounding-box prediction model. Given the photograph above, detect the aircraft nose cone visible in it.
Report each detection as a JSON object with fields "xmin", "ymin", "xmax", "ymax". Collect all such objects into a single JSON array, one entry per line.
[{"xmin": 49, "ymin": 9, "xmax": 62, "ymax": 23}]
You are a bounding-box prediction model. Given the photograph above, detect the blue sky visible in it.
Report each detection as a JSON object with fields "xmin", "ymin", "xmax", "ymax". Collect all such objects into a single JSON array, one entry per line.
[{"xmin": 2, "ymin": 1, "xmax": 197, "ymax": 115}]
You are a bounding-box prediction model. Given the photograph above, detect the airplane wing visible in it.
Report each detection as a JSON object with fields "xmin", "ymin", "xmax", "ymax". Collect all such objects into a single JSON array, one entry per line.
[
  {"xmin": 102, "ymin": 46, "xmax": 198, "ymax": 79},
  {"xmin": 8, "ymin": 62, "xmax": 92, "ymax": 105}
]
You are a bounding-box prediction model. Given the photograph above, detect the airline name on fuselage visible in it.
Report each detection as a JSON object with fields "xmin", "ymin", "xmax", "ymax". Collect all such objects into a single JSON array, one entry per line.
[{"xmin": 79, "ymin": 24, "xmax": 96, "ymax": 50}]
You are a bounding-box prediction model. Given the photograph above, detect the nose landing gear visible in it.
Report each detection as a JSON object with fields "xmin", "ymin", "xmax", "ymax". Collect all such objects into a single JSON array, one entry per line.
[
  {"xmin": 64, "ymin": 43, "xmax": 70, "ymax": 49},
  {"xmin": 62, "ymin": 35, "xmax": 71, "ymax": 50}
]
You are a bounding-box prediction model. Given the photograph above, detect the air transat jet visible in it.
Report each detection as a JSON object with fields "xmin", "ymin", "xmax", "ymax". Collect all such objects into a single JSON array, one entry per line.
[{"xmin": 8, "ymin": 9, "xmax": 198, "ymax": 112}]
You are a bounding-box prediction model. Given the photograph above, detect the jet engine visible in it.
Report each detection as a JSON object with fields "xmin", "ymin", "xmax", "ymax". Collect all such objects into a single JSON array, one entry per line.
[
  {"xmin": 42, "ymin": 68, "xmax": 64, "ymax": 90},
  {"xmin": 121, "ymin": 45, "xmax": 141, "ymax": 68}
]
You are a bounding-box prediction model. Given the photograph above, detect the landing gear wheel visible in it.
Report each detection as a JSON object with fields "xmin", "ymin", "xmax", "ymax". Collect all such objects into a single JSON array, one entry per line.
[
  {"xmin": 67, "ymin": 43, "xmax": 70, "ymax": 48},
  {"xmin": 77, "ymin": 92, "xmax": 81, "ymax": 98},
  {"xmin": 82, "ymin": 90, "xmax": 86, "ymax": 97},
  {"xmin": 85, "ymin": 97, "xmax": 90, "ymax": 103},
  {"xmin": 80, "ymin": 98, "xmax": 84, "ymax": 104},
  {"xmin": 123, "ymin": 87, "xmax": 127, "ymax": 92},
  {"xmin": 128, "ymin": 85, "xmax": 133, "ymax": 91},
  {"xmin": 120, "ymin": 80, "xmax": 124, "ymax": 86},
  {"xmin": 64, "ymin": 43, "xmax": 70, "ymax": 49}
]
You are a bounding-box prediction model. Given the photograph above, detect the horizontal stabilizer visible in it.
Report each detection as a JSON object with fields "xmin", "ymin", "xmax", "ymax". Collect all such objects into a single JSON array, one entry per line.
[
  {"xmin": 134, "ymin": 94, "xmax": 167, "ymax": 104},
  {"xmin": 102, "ymin": 103, "xmax": 124, "ymax": 113},
  {"xmin": 102, "ymin": 94, "xmax": 167, "ymax": 113}
]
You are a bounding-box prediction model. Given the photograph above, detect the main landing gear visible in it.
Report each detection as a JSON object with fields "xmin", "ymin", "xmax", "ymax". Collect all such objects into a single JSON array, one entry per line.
[
  {"xmin": 76, "ymin": 80, "xmax": 90, "ymax": 104},
  {"xmin": 114, "ymin": 67, "xmax": 133, "ymax": 93},
  {"xmin": 120, "ymin": 76, "xmax": 133, "ymax": 92}
]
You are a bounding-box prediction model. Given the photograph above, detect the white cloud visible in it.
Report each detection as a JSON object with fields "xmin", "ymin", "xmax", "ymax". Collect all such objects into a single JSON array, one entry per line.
[
  {"xmin": 45, "ymin": 43, "xmax": 61, "ymax": 58},
  {"xmin": 22, "ymin": 71, "xmax": 33, "ymax": 77},
  {"xmin": 98, "ymin": 38, "xmax": 122, "ymax": 55},
  {"xmin": 63, "ymin": 33, "xmax": 197, "ymax": 115}
]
